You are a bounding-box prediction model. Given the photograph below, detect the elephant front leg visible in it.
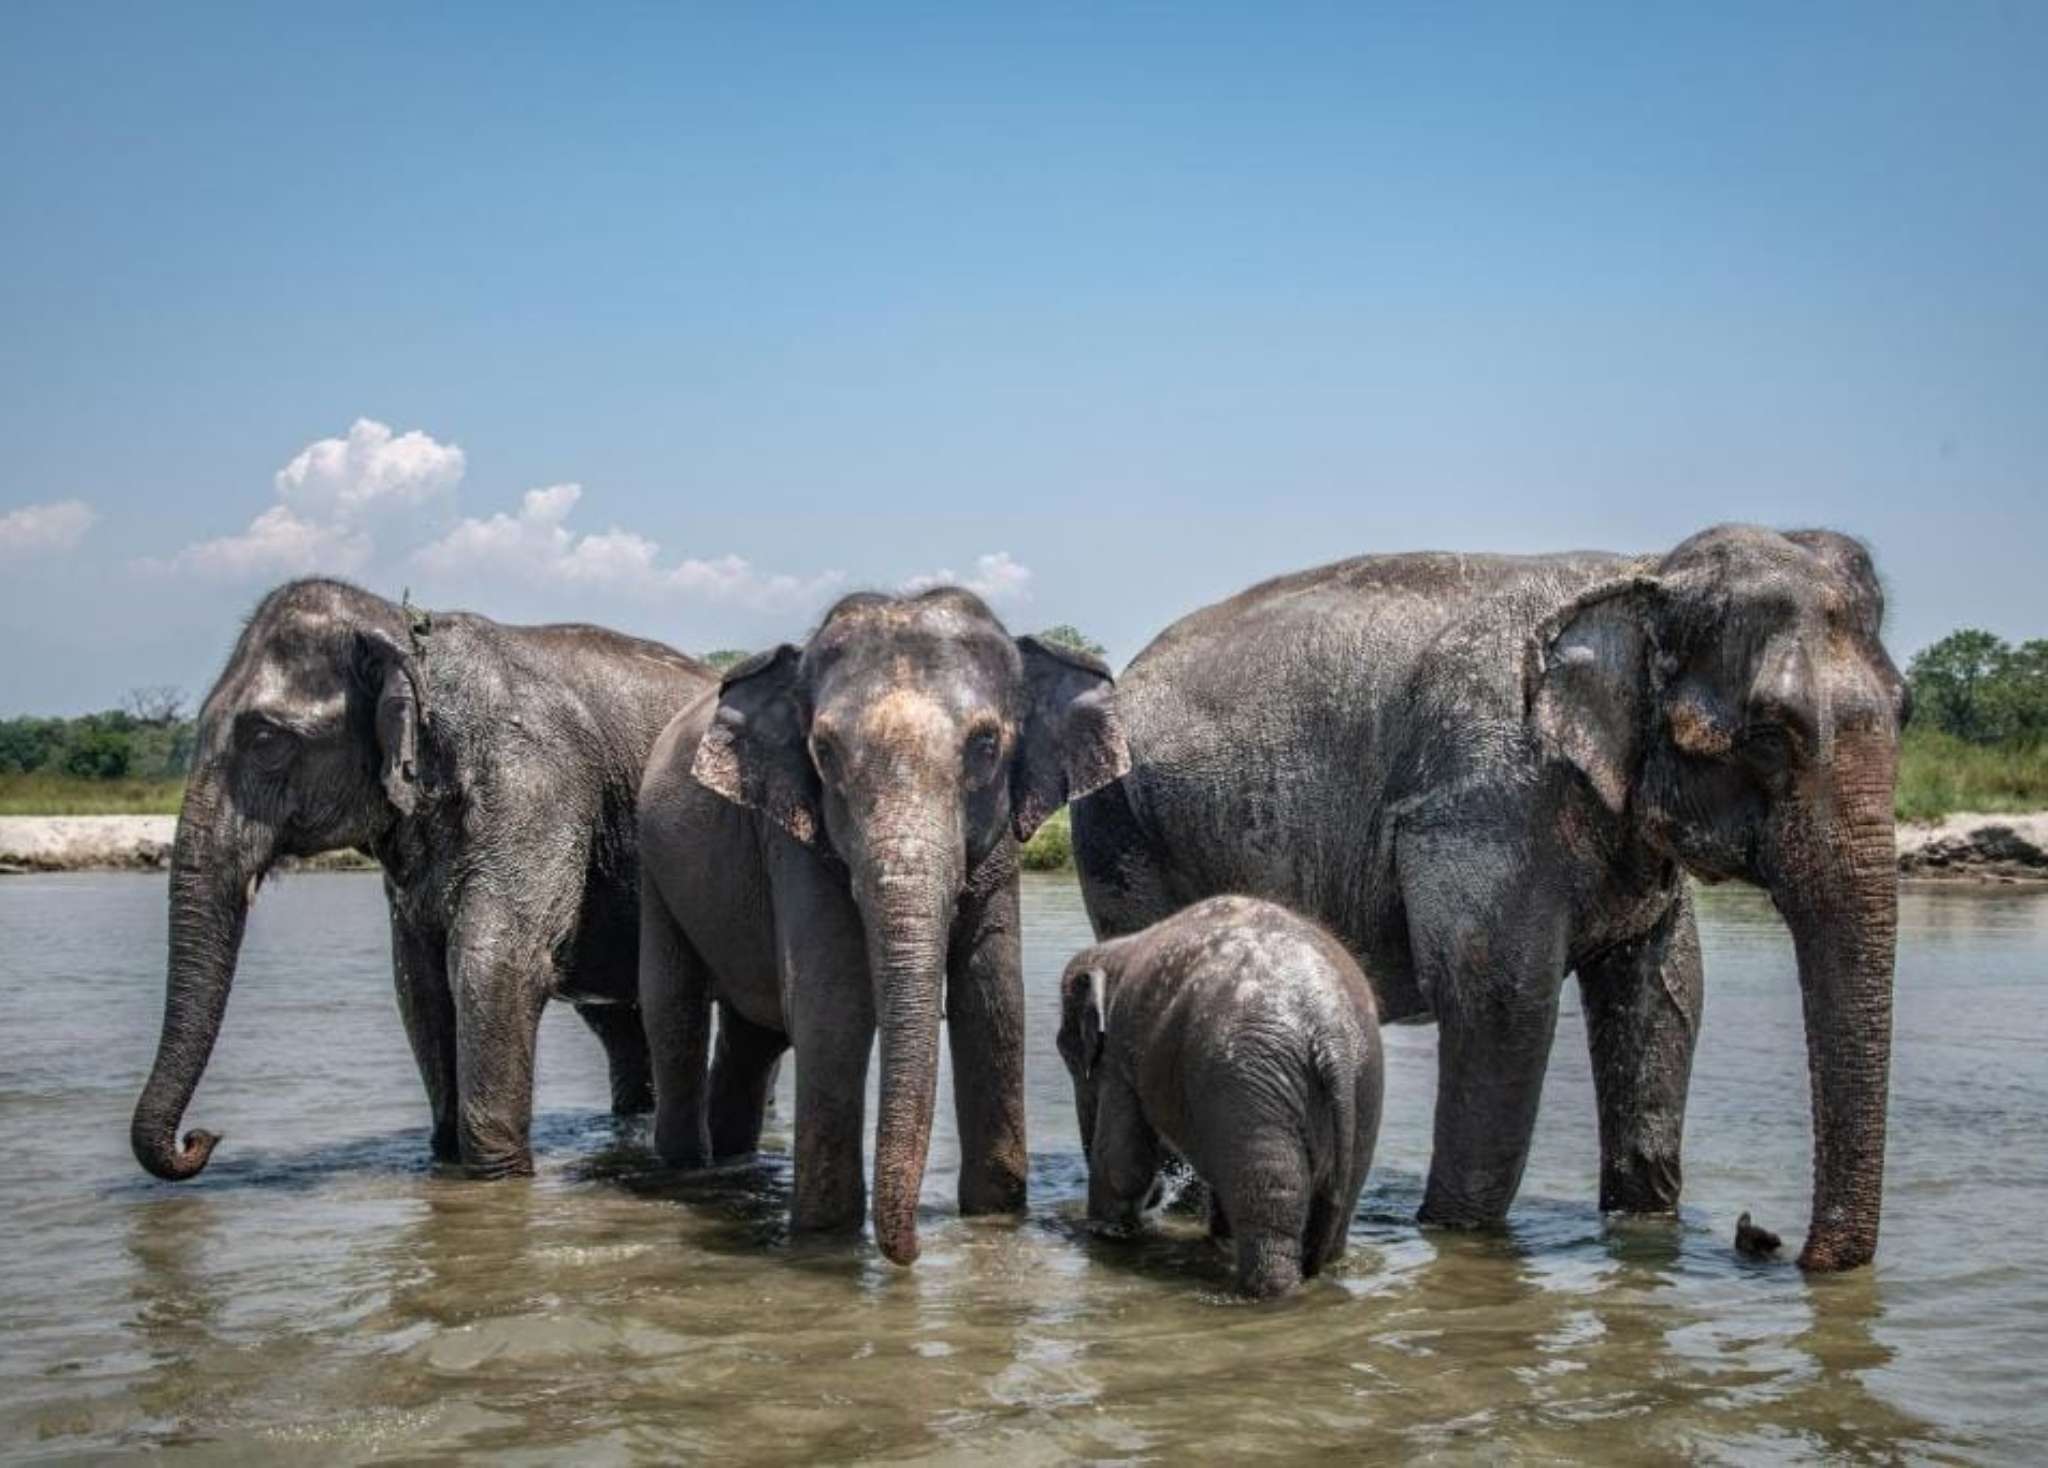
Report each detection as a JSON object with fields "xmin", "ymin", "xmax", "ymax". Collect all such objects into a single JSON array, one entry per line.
[
  {"xmin": 947, "ymin": 876, "xmax": 1029, "ymax": 1216},
  {"xmin": 1578, "ymin": 886, "xmax": 1703, "ymax": 1215},
  {"xmin": 391, "ymin": 908, "xmax": 459, "ymax": 1163},
  {"xmin": 576, "ymin": 1003, "xmax": 656, "ymax": 1117},
  {"xmin": 1402, "ymin": 837, "xmax": 1569, "ymax": 1230},
  {"xmin": 639, "ymin": 886, "xmax": 714, "ymax": 1170},
  {"xmin": 447, "ymin": 908, "xmax": 551, "ymax": 1179},
  {"xmin": 1086, "ymin": 1074, "xmax": 1162, "ymax": 1236},
  {"xmin": 790, "ymin": 996, "xmax": 874, "ymax": 1235},
  {"xmin": 707, "ymin": 1002, "xmax": 789, "ymax": 1162}
]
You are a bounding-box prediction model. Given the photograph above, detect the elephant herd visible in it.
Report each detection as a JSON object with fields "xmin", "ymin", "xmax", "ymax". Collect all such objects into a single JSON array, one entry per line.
[{"xmin": 131, "ymin": 522, "xmax": 1909, "ymax": 1289}]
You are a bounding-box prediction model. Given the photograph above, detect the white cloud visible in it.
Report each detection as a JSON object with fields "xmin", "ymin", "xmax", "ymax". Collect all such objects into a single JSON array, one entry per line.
[
  {"xmin": 275, "ymin": 417, "xmax": 465, "ymax": 522},
  {"xmin": 172, "ymin": 505, "xmax": 374, "ymax": 578},
  {"xmin": 0, "ymin": 499, "xmax": 98, "ymax": 556},
  {"xmin": 902, "ymin": 551, "xmax": 1033, "ymax": 607},
  {"xmin": 415, "ymin": 483, "xmax": 844, "ymax": 610},
  {"xmin": 160, "ymin": 418, "xmax": 463, "ymax": 579}
]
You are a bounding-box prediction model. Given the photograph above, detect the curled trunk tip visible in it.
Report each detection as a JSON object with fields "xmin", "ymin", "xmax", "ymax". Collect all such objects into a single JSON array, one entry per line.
[{"xmin": 132, "ymin": 1123, "xmax": 223, "ymax": 1181}]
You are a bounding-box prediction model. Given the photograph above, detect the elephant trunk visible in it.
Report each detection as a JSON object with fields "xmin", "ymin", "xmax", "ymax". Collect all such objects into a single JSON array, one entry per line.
[
  {"xmin": 131, "ymin": 771, "xmax": 269, "ymax": 1181},
  {"xmin": 860, "ymin": 833, "xmax": 960, "ymax": 1267},
  {"xmin": 1773, "ymin": 749, "xmax": 1898, "ymax": 1271}
]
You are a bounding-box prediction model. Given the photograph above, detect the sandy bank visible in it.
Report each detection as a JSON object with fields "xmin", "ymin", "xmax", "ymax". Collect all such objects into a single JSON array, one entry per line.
[
  {"xmin": 0, "ymin": 816, "xmax": 373, "ymax": 874},
  {"xmin": 4, "ymin": 812, "xmax": 2045, "ymax": 880}
]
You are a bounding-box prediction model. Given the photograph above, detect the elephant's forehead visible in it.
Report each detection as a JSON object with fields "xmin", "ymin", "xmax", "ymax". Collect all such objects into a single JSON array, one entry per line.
[{"xmin": 857, "ymin": 684, "xmax": 964, "ymax": 745}]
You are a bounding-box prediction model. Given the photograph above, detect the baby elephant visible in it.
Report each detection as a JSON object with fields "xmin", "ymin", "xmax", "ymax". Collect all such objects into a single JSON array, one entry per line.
[{"xmin": 1057, "ymin": 896, "xmax": 1384, "ymax": 1298}]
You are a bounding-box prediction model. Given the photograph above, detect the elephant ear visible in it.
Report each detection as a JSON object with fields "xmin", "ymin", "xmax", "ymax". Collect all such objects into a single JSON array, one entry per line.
[
  {"xmin": 1079, "ymin": 967, "xmax": 1108, "ymax": 1079},
  {"xmin": 690, "ymin": 644, "xmax": 824, "ymax": 848},
  {"xmin": 1011, "ymin": 637, "xmax": 1129, "ymax": 842},
  {"xmin": 355, "ymin": 631, "xmax": 427, "ymax": 817},
  {"xmin": 1523, "ymin": 574, "xmax": 1664, "ymax": 817}
]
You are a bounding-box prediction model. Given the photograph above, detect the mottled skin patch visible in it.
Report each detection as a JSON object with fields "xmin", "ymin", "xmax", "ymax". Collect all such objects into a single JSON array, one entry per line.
[
  {"xmin": 1056, "ymin": 896, "xmax": 1383, "ymax": 1299},
  {"xmin": 1075, "ymin": 525, "xmax": 1908, "ymax": 1270},
  {"xmin": 639, "ymin": 587, "xmax": 1127, "ymax": 1266},
  {"xmin": 131, "ymin": 579, "xmax": 713, "ymax": 1182}
]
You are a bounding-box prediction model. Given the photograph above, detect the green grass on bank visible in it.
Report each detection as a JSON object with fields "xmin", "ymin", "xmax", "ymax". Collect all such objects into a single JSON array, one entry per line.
[
  {"xmin": 4, "ymin": 734, "xmax": 2041, "ymax": 839},
  {"xmin": 0, "ymin": 773, "xmax": 186, "ymax": 816},
  {"xmin": 1895, "ymin": 728, "xmax": 2048, "ymax": 825}
]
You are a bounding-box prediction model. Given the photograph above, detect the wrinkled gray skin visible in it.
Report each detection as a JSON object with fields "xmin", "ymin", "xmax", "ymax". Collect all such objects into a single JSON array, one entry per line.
[
  {"xmin": 1075, "ymin": 526, "xmax": 1907, "ymax": 1271},
  {"xmin": 1057, "ymin": 896, "xmax": 1383, "ymax": 1299},
  {"xmin": 131, "ymin": 579, "xmax": 712, "ymax": 1182},
  {"xmin": 639, "ymin": 588, "xmax": 1128, "ymax": 1266}
]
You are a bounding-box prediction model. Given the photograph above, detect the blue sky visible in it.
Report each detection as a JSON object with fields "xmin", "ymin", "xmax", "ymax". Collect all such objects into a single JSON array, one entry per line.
[{"xmin": 2, "ymin": 3, "xmax": 2042, "ymax": 712}]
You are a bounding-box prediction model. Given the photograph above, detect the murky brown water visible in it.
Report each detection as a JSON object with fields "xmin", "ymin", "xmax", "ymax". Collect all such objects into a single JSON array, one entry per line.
[{"xmin": 2, "ymin": 872, "xmax": 2045, "ymax": 1463}]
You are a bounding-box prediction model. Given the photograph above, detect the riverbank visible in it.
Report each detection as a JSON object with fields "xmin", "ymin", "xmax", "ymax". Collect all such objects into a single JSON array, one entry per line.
[
  {"xmin": 6, "ymin": 811, "xmax": 2044, "ymax": 881},
  {"xmin": 0, "ymin": 816, "xmax": 374, "ymax": 874}
]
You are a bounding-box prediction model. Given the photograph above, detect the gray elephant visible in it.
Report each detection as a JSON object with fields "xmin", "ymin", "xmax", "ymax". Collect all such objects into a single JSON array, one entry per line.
[
  {"xmin": 1075, "ymin": 525, "xmax": 1907, "ymax": 1271},
  {"xmin": 1057, "ymin": 895, "xmax": 1384, "ymax": 1298},
  {"xmin": 638, "ymin": 587, "xmax": 1127, "ymax": 1265},
  {"xmin": 131, "ymin": 579, "xmax": 713, "ymax": 1181}
]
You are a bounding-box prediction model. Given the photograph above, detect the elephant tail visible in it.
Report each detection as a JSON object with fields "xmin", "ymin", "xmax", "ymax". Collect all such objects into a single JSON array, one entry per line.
[{"xmin": 1301, "ymin": 1028, "xmax": 1369, "ymax": 1279}]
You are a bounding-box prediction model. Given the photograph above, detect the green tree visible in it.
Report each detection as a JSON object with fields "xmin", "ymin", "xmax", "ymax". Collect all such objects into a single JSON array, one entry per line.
[
  {"xmin": 1907, "ymin": 629, "xmax": 2007, "ymax": 742},
  {"xmin": 1985, "ymin": 639, "xmax": 2048, "ymax": 746},
  {"xmin": 1033, "ymin": 624, "xmax": 1107, "ymax": 660},
  {"xmin": 62, "ymin": 729, "xmax": 132, "ymax": 780},
  {"xmin": 700, "ymin": 649, "xmax": 751, "ymax": 673}
]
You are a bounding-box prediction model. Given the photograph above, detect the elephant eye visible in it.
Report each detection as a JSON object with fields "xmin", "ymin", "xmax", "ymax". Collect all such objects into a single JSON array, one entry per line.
[
  {"xmin": 1739, "ymin": 723, "xmax": 1796, "ymax": 774},
  {"xmin": 964, "ymin": 726, "xmax": 1002, "ymax": 784},
  {"xmin": 808, "ymin": 731, "xmax": 841, "ymax": 783}
]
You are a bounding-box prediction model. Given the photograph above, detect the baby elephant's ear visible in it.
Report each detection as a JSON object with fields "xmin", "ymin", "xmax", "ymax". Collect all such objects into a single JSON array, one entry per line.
[
  {"xmin": 1080, "ymin": 967, "xmax": 1108, "ymax": 1078},
  {"xmin": 690, "ymin": 645, "xmax": 824, "ymax": 848},
  {"xmin": 1012, "ymin": 636, "xmax": 1131, "ymax": 842}
]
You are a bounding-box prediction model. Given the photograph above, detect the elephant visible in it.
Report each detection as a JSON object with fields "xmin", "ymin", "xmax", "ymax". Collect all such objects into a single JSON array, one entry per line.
[
  {"xmin": 131, "ymin": 578, "xmax": 714, "ymax": 1182},
  {"xmin": 637, "ymin": 587, "xmax": 1128, "ymax": 1265},
  {"xmin": 1073, "ymin": 525, "xmax": 1908, "ymax": 1271},
  {"xmin": 1056, "ymin": 895, "xmax": 1384, "ymax": 1298}
]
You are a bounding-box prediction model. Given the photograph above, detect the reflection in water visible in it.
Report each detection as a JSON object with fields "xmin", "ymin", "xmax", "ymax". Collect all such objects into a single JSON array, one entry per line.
[{"xmin": 1, "ymin": 872, "xmax": 2043, "ymax": 1460}]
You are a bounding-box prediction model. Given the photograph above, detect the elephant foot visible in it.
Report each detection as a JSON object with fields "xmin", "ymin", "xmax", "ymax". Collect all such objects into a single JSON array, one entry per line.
[
  {"xmin": 1599, "ymin": 1151, "xmax": 1682, "ymax": 1216},
  {"xmin": 458, "ymin": 1151, "xmax": 536, "ymax": 1181},
  {"xmin": 429, "ymin": 1122, "xmax": 461, "ymax": 1164}
]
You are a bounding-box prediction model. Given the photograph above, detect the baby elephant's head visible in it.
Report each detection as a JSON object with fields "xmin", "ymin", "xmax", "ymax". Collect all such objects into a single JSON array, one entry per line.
[{"xmin": 1056, "ymin": 956, "xmax": 1113, "ymax": 1156}]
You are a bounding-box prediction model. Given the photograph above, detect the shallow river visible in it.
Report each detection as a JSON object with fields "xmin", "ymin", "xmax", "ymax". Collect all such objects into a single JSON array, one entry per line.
[{"xmin": 2, "ymin": 872, "xmax": 2045, "ymax": 1463}]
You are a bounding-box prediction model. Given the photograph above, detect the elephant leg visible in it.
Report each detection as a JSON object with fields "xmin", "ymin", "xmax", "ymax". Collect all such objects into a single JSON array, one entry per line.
[
  {"xmin": 947, "ymin": 874, "xmax": 1029, "ymax": 1216},
  {"xmin": 707, "ymin": 1001, "xmax": 789, "ymax": 1162},
  {"xmin": 1578, "ymin": 886, "xmax": 1703, "ymax": 1215},
  {"xmin": 447, "ymin": 909, "xmax": 551, "ymax": 1179},
  {"xmin": 576, "ymin": 1003, "xmax": 655, "ymax": 1117},
  {"xmin": 639, "ymin": 884, "xmax": 714, "ymax": 1170},
  {"xmin": 390, "ymin": 906, "xmax": 459, "ymax": 1162},
  {"xmin": 1402, "ymin": 836, "xmax": 1570, "ymax": 1230},
  {"xmin": 1086, "ymin": 1074, "xmax": 1161, "ymax": 1234},
  {"xmin": 789, "ymin": 996, "xmax": 874, "ymax": 1235}
]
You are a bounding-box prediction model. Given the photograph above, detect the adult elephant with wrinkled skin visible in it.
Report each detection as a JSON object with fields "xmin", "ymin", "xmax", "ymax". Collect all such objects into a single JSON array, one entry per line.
[
  {"xmin": 638, "ymin": 587, "xmax": 1127, "ymax": 1265},
  {"xmin": 1074, "ymin": 525, "xmax": 1908, "ymax": 1272},
  {"xmin": 131, "ymin": 579, "xmax": 714, "ymax": 1183}
]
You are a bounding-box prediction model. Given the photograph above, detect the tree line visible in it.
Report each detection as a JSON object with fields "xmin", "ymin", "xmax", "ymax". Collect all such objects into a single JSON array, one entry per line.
[{"xmin": 1906, "ymin": 631, "xmax": 2048, "ymax": 746}]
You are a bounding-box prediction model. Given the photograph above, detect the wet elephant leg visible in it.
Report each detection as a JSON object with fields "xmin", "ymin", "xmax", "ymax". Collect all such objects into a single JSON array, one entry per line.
[
  {"xmin": 576, "ymin": 1003, "xmax": 655, "ymax": 1117},
  {"xmin": 640, "ymin": 886, "xmax": 714, "ymax": 1170},
  {"xmin": 1402, "ymin": 834, "xmax": 1570, "ymax": 1229},
  {"xmin": 707, "ymin": 1001, "xmax": 790, "ymax": 1162},
  {"xmin": 390, "ymin": 905, "xmax": 458, "ymax": 1162},
  {"xmin": 447, "ymin": 908, "xmax": 551, "ymax": 1179},
  {"xmin": 947, "ymin": 873, "xmax": 1029, "ymax": 1216},
  {"xmin": 1086, "ymin": 1073, "xmax": 1161, "ymax": 1234},
  {"xmin": 1578, "ymin": 885, "xmax": 1703, "ymax": 1215}
]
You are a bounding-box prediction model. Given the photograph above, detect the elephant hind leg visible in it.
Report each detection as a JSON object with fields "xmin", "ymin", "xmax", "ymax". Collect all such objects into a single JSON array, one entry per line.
[
  {"xmin": 707, "ymin": 1001, "xmax": 789, "ymax": 1162},
  {"xmin": 1579, "ymin": 887, "xmax": 1702, "ymax": 1215},
  {"xmin": 577, "ymin": 1002, "xmax": 655, "ymax": 1117}
]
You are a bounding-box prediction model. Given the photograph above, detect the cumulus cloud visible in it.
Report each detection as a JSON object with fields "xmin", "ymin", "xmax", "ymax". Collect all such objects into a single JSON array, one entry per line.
[
  {"xmin": 161, "ymin": 418, "xmax": 463, "ymax": 579},
  {"xmin": 172, "ymin": 505, "xmax": 374, "ymax": 578},
  {"xmin": 275, "ymin": 417, "xmax": 466, "ymax": 521},
  {"xmin": 902, "ymin": 551, "xmax": 1033, "ymax": 607},
  {"xmin": 414, "ymin": 483, "xmax": 844, "ymax": 610},
  {"xmin": 0, "ymin": 499, "xmax": 98, "ymax": 557}
]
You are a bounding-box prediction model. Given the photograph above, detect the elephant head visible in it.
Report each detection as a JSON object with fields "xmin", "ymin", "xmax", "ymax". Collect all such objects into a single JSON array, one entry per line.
[
  {"xmin": 1527, "ymin": 524, "xmax": 1908, "ymax": 1270},
  {"xmin": 691, "ymin": 587, "xmax": 1127, "ymax": 1264},
  {"xmin": 132, "ymin": 579, "xmax": 428, "ymax": 1181}
]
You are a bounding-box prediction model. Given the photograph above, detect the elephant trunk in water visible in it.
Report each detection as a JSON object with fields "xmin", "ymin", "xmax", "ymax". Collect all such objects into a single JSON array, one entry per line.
[
  {"xmin": 1773, "ymin": 738, "xmax": 1898, "ymax": 1272},
  {"xmin": 860, "ymin": 831, "xmax": 962, "ymax": 1267},
  {"xmin": 131, "ymin": 770, "xmax": 270, "ymax": 1181}
]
